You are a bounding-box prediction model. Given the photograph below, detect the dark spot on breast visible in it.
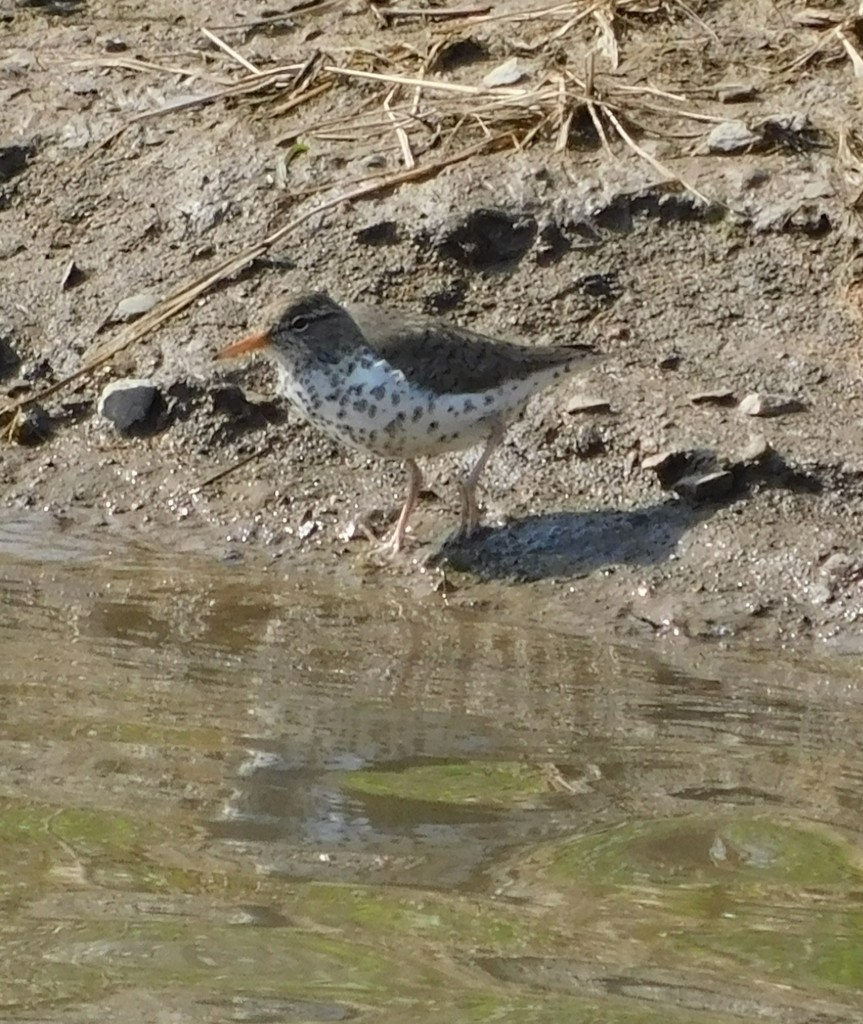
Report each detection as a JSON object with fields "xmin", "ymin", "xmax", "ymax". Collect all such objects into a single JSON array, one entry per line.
[
  {"xmin": 368, "ymin": 404, "xmax": 378, "ymax": 418},
  {"xmin": 412, "ymin": 406, "xmax": 423, "ymax": 422},
  {"xmin": 345, "ymin": 361, "xmax": 356, "ymax": 374},
  {"xmin": 337, "ymin": 410, "xmax": 347, "ymax": 420},
  {"xmin": 368, "ymin": 430, "xmax": 377, "ymax": 443},
  {"xmin": 348, "ymin": 383, "xmax": 366, "ymax": 397},
  {"xmin": 391, "ymin": 391, "xmax": 401, "ymax": 407},
  {"xmin": 484, "ymin": 394, "xmax": 495, "ymax": 406},
  {"xmin": 553, "ymin": 370, "xmax": 561, "ymax": 379},
  {"xmin": 353, "ymin": 398, "xmax": 368, "ymax": 413},
  {"xmin": 427, "ymin": 420, "xmax": 439, "ymax": 434},
  {"xmin": 325, "ymin": 392, "xmax": 338, "ymax": 403},
  {"xmin": 447, "ymin": 405, "xmax": 455, "ymax": 414},
  {"xmin": 370, "ymin": 384, "xmax": 386, "ymax": 401},
  {"xmin": 396, "ymin": 411, "xmax": 406, "ymax": 423},
  {"xmin": 339, "ymin": 394, "xmax": 350, "ymax": 407},
  {"xmin": 464, "ymin": 399, "xmax": 475, "ymax": 412}
]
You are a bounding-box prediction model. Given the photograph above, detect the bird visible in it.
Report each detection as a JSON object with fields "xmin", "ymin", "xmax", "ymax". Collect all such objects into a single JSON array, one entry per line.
[{"xmin": 217, "ymin": 290, "xmax": 598, "ymax": 554}]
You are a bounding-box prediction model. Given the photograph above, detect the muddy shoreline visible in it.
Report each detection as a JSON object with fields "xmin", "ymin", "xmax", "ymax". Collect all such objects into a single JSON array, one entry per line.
[{"xmin": 4, "ymin": 1, "xmax": 863, "ymax": 644}]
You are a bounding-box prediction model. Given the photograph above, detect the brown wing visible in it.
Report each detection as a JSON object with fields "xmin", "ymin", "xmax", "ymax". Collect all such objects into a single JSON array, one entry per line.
[{"xmin": 347, "ymin": 303, "xmax": 597, "ymax": 395}]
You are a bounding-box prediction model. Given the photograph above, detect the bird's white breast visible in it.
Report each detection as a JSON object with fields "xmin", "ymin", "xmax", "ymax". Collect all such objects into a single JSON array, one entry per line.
[{"xmin": 278, "ymin": 348, "xmax": 561, "ymax": 459}]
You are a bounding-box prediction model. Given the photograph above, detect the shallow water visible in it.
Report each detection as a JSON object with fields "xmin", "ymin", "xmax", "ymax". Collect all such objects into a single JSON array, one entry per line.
[{"xmin": 2, "ymin": 515, "xmax": 863, "ymax": 1023}]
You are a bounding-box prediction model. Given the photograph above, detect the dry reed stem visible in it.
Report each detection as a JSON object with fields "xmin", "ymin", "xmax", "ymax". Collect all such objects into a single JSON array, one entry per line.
[
  {"xmin": 384, "ymin": 85, "xmax": 416, "ymax": 167},
  {"xmin": 376, "ymin": 4, "xmax": 492, "ymax": 19},
  {"xmin": 601, "ymin": 104, "xmax": 712, "ymax": 206},
  {"xmin": 191, "ymin": 444, "xmax": 272, "ymax": 492},
  {"xmin": 324, "ymin": 63, "xmax": 532, "ymax": 98},
  {"xmin": 200, "ymin": 27, "xmax": 261, "ymax": 74}
]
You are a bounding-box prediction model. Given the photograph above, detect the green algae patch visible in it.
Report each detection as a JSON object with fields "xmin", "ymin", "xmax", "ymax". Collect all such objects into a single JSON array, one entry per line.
[
  {"xmin": 544, "ymin": 816, "xmax": 863, "ymax": 890},
  {"xmin": 513, "ymin": 814, "xmax": 863, "ymax": 997},
  {"xmin": 339, "ymin": 761, "xmax": 549, "ymax": 808},
  {"xmin": 296, "ymin": 881, "xmax": 533, "ymax": 953}
]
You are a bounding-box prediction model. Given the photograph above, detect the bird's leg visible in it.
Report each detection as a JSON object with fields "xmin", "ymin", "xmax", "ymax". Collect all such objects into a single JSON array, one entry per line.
[
  {"xmin": 456, "ymin": 418, "xmax": 506, "ymax": 539},
  {"xmin": 379, "ymin": 458, "xmax": 423, "ymax": 556}
]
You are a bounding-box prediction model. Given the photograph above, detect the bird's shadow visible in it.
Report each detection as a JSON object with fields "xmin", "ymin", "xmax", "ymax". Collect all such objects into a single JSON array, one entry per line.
[
  {"xmin": 429, "ymin": 446, "xmax": 821, "ymax": 582},
  {"xmin": 428, "ymin": 499, "xmax": 717, "ymax": 582}
]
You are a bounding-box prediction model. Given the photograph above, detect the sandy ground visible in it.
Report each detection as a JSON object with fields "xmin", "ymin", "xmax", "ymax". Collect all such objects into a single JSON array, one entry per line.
[{"xmin": 4, "ymin": 0, "xmax": 863, "ymax": 644}]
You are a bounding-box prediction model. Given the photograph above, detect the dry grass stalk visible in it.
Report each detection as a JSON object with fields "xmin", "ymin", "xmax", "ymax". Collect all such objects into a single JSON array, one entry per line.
[
  {"xmin": 384, "ymin": 85, "xmax": 416, "ymax": 167},
  {"xmin": 375, "ymin": 4, "xmax": 492, "ymax": 20},
  {"xmin": 325, "ymin": 63, "xmax": 532, "ymax": 98},
  {"xmin": 200, "ymin": 26, "xmax": 261, "ymax": 75},
  {"xmin": 69, "ymin": 55, "xmax": 233, "ymax": 84},
  {"xmin": 191, "ymin": 444, "xmax": 272, "ymax": 492},
  {"xmin": 601, "ymin": 104, "xmax": 712, "ymax": 206}
]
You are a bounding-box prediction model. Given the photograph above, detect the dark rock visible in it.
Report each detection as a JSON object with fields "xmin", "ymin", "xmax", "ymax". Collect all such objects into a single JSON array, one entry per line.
[
  {"xmin": 10, "ymin": 404, "xmax": 52, "ymax": 445},
  {"xmin": 98, "ymin": 378, "xmax": 166, "ymax": 436},
  {"xmin": 437, "ymin": 208, "xmax": 538, "ymax": 268},
  {"xmin": 0, "ymin": 143, "xmax": 33, "ymax": 183},
  {"xmin": 738, "ymin": 392, "xmax": 806, "ymax": 417}
]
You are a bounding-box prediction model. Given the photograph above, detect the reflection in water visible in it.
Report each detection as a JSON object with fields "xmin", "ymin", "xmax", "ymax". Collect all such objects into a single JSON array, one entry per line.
[{"xmin": 1, "ymin": 518, "xmax": 863, "ymax": 1023}]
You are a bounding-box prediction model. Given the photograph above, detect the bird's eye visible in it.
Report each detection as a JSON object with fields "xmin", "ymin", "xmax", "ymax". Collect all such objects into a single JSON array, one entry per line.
[{"xmin": 291, "ymin": 315, "xmax": 309, "ymax": 332}]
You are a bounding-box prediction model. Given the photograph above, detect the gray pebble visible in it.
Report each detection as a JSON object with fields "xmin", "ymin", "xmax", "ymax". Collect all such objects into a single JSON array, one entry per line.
[
  {"xmin": 738, "ymin": 392, "xmax": 806, "ymax": 417},
  {"xmin": 116, "ymin": 293, "xmax": 159, "ymax": 321},
  {"xmin": 706, "ymin": 121, "xmax": 760, "ymax": 154}
]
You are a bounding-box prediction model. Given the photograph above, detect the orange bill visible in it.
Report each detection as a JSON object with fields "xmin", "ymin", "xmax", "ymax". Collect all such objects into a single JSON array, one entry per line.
[{"xmin": 216, "ymin": 330, "xmax": 270, "ymax": 360}]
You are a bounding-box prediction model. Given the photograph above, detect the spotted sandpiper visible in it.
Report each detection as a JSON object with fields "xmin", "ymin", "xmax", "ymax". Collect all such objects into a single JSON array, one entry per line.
[{"xmin": 217, "ymin": 291, "xmax": 598, "ymax": 553}]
